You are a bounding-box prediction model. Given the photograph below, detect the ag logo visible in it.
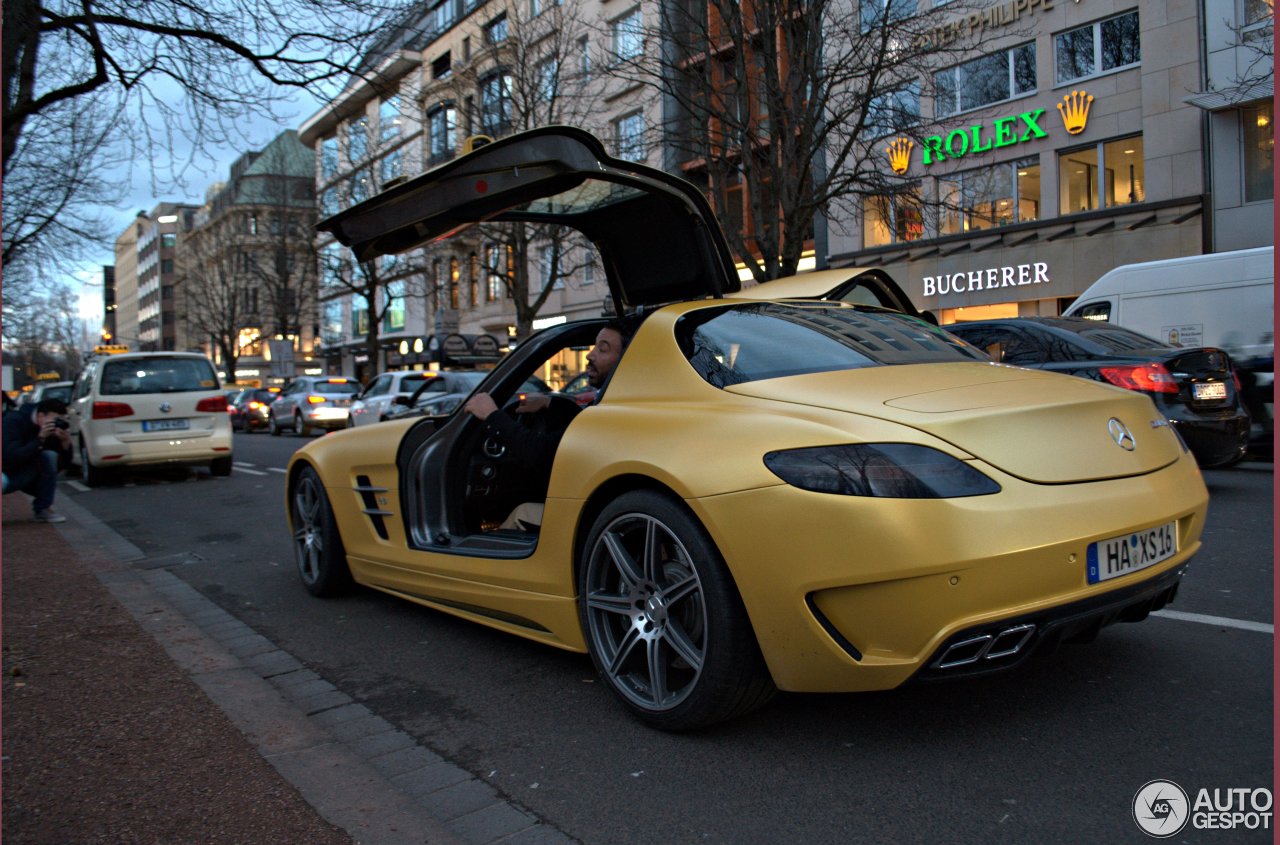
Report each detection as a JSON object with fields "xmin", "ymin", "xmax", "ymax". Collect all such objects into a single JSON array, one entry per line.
[{"xmin": 1133, "ymin": 780, "xmax": 1189, "ymax": 837}]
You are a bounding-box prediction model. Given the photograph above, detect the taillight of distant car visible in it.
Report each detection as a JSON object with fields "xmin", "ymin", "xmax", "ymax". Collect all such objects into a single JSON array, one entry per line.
[{"xmin": 1099, "ymin": 363, "xmax": 1179, "ymax": 394}]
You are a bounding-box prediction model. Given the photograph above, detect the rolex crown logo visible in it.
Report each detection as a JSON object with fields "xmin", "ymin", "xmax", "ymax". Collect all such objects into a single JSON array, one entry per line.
[
  {"xmin": 1057, "ymin": 89, "xmax": 1094, "ymax": 135},
  {"xmin": 886, "ymin": 137, "xmax": 913, "ymax": 175}
]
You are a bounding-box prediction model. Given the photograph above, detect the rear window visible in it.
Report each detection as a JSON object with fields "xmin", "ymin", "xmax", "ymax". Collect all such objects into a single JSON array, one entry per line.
[
  {"xmin": 314, "ymin": 380, "xmax": 361, "ymax": 395},
  {"xmin": 678, "ymin": 303, "xmax": 985, "ymax": 388},
  {"xmin": 100, "ymin": 358, "xmax": 219, "ymax": 395}
]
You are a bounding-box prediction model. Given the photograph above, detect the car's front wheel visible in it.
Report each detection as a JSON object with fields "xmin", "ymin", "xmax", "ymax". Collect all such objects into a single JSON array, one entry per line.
[
  {"xmin": 268, "ymin": 413, "xmax": 282, "ymax": 436},
  {"xmin": 579, "ymin": 490, "xmax": 775, "ymax": 731},
  {"xmin": 291, "ymin": 466, "xmax": 353, "ymax": 597}
]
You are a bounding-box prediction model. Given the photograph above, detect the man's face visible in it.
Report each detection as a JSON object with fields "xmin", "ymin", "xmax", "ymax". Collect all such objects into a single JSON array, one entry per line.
[
  {"xmin": 585, "ymin": 328, "xmax": 625, "ymax": 388},
  {"xmin": 34, "ymin": 410, "xmax": 67, "ymax": 429}
]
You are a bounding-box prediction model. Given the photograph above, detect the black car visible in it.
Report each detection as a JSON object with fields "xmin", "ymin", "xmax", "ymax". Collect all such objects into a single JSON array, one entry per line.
[
  {"xmin": 947, "ymin": 317, "xmax": 1250, "ymax": 468},
  {"xmin": 385, "ymin": 372, "xmax": 551, "ymax": 421},
  {"xmin": 231, "ymin": 387, "xmax": 283, "ymax": 432}
]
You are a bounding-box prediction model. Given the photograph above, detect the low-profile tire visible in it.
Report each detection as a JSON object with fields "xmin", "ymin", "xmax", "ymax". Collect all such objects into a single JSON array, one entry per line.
[
  {"xmin": 78, "ymin": 440, "xmax": 112, "ymax": 487},
  {"xmin": 209, "ymin": 456, "xmax": 233, "ymax": 477},
  {"xmin": 291, "ymin": 466, "xmax": 353, "ymax": 597},
  {"xmin": 268, "ymin": 413, "xmax": 282, "ymax": 436},
  {"xmin": 578, "ymin": 490, "xmax": 775, "ymax": 731}
]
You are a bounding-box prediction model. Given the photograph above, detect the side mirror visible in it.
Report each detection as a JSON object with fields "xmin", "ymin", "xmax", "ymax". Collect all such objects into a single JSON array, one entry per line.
[{"xmin": 393, "ymin": 395, "xmax": 412, "ymax": 406}]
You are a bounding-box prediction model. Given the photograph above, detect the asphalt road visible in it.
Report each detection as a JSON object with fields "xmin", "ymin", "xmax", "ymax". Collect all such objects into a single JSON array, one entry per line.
[{"xmin": 62, "ymin": 430, "xmax": 1275, "ymax": 844}]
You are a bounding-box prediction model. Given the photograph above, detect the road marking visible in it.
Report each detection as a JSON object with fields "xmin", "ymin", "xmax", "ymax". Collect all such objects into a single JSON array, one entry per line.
[
  {"xmin": 268, "ymin": 467, "xmax": 288, "ymax": 474},
  {"xmin": 234, "ymin": 467, "xmax": 269, "ymax": 476},
  {"xmin": 1153, "ymin": 609, "xmax": 1273, "ymax": 634},
  {"xmin": 65, "ymin": 480, "xmax": 90, "ymax": 492}
]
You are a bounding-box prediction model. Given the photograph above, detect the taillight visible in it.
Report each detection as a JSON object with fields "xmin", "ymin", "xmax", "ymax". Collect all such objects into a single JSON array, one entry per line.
[
  {"xmin": 1099, "ymin": 363, "xmax": 1179, "ymax": 394},
  {"xmin": 196, "ymin": 395, "xmax": 228, "ymax": 412},
  {"xmin": 307, "ymin": 395, "xmax": 327, "ymax": 404},
  {"xmin": 92, "ymin": 401, "xmax": 134, "ymax": 419},
  {"xmin": 1232, "ymin": 368, "xmax": 1243, "ymax": 391}
]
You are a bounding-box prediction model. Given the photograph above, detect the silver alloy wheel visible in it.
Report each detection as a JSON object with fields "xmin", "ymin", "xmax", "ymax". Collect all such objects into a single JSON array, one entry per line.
[
  {"xmin": 292, "ymin": 473, "xmax": 325, "ymax": 586},
  {"xmin": 583, "ymin": 512, "xmax": 708, "ymax": 712}
]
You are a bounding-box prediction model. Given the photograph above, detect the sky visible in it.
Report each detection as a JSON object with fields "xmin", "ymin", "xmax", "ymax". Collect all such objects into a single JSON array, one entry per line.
[{"xmin": 71, "ymin": 86, "xmax": 329, "ymax": 328}]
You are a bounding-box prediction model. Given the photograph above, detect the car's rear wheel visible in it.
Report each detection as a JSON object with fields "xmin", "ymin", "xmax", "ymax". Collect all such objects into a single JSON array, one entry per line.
[
  {"xmin": 209, "ymin": 456, "xmax": 233, "ymax": 477},
  {"xmin": 579, "ymin": 490, "xmax": 775, "ymax": 731},
  {"xmin": 78, "ymin": 440, "xmax": 114, "ymax": 487},
  {"xmin": 268, "ymin": 413, "xmax": 282, "ymax": 436},
  {"xmin": 291, "ymin": 466, "xmax": 353, "ymax": 597},
  {"xmin": 295, "ymin": 411, "xmax": 312, "ymax": 437}
]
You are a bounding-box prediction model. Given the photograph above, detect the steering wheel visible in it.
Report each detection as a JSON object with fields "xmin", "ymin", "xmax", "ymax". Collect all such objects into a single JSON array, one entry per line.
[{"xmin": 481, "ymin": 393, "xmax": 580, "ymax": 459}]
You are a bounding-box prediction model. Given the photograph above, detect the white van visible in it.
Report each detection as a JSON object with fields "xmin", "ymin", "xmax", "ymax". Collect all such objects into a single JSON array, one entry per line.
[{"xmin": 1063, "ymin": 246, "xmax": 1274, "ymax": 359}]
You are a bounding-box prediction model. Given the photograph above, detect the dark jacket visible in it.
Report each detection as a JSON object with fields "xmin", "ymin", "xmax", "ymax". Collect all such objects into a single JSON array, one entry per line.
[{"xmin": 2, "ymin": 408, "xmax": 70, "ymax": 474}]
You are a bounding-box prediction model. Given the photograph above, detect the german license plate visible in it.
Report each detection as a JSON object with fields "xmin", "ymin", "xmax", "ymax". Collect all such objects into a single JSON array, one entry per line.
[
  {"xmin": 1087, "ymin": 522, "xmax": 1177, "ymax": 584},
  {"xmin": 142, "ymin": 418, "xmax": 189, "ymax": 432},
  {"xmin": 1193, "ymin": 382, "xmax": 1227, "ymax": 401}
]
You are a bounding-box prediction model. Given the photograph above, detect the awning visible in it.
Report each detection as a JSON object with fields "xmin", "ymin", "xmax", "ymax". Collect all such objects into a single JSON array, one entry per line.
[{"xmin": 1183, "ymin": 78, "xmax": 1274, "ymax": 111}]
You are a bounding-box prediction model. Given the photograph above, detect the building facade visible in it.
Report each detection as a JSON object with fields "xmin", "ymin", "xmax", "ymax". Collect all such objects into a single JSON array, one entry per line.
[
  {"xmin": 826, "ymin": 0, "xmax": 1273, "ymax": 324},
  {"xmin": 133, "ymin": 202, "xmax": 199, "ymax": 351},
  {"xmin": 298, "ymin": 0, "xmax": 658, "ymax": 383},
  {"xmin": 177, "ymin": 130, "xmax": 320, "ymax": 385}
]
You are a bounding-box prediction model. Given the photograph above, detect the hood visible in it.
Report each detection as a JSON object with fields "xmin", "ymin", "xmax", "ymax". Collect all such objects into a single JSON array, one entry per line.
[
  {"xmin": 725, "ymin": 363, "xmax": 1183, "ymax": 483},
  {"xmin": 317, "ymin": 126, "xmax": 740, "ymax": 313}
]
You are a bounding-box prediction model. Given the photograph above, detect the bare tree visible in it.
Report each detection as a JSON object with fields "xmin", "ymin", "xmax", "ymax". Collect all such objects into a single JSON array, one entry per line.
[
  {"xmin": 614, "ymin": 0, "xmax": 989, "ymax": 282},
  {"xmin": 452, "ymin": 0, "xmax": 598, "ymax": 339},
  {"xmin": 319, "ymin": 250, "xmax": 400, "ymax": 380},
  {"xmin": 1, "ymin": 278, "xmax": 85, "ymax": 384},
  {"xmin": 175, "ymin": 222, "xmax": 253, "ymax": 381}
]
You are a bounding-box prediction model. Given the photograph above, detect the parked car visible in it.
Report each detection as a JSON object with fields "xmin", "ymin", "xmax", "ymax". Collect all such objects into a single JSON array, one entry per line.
[
  {"xmin": 269, "ymin": 376, "xmax": 360, "ymax": 436},
  {"xmin": 560, "ymin": 371, "xmax": 599, "ymax": 407},
  {"xmin": 17, "ymin": 380, "xmax": 74, "ymax": 408},
  {"xmin": 285, "ymin": 127, "xmax": 1208, "ymax": 731},
  {"xmin": 66, "ymin": 351, "xmax": 232, "ymax": 485},
  {"xmin": 348, "ymin": 371, "xmax": 437, "ymax": 427},
  {"xmin": 385, "ymin": 372, "xmax": 550, "ymax": 421},
  {"xmin": 231, "ymin": 387, "xmax": 282, "ymax": 432},
  {"xmin": 946, "ymin": 317, "xmax": 1250, "ymax": 467}
]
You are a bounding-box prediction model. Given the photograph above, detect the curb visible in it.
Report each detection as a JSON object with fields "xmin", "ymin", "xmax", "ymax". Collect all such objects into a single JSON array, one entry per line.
[{"xmin": 51, "ymin": 494, "xmax": 577, "ymax": 845}]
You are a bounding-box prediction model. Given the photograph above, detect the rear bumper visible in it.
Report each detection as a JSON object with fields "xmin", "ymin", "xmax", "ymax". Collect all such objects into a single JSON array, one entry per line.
[
  {"xmin": 90, "ymin": 432, "xmax": 232, "ymax": 468},
  {"xmin": 1170, "ymin": 412, "xmax": 1250, "ymax": 467}
]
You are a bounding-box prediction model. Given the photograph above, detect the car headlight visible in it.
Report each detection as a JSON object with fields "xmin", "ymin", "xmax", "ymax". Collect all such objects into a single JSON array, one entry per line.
[{"xmin": 763, "ymin": 443, "xmax": 1001, "ymax": 498}]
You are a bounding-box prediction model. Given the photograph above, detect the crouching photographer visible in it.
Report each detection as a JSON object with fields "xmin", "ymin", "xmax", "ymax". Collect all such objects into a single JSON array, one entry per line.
[{"xmin": 3, "ymin": 398, "xmax": 73, "ymax": 523}]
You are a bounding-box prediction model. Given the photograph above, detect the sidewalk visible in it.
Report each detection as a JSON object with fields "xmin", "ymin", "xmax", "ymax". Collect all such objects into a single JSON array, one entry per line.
[
  {"xmin": 1, "ymin": 491, "xmax": 566, "ymax": 845},
  {"xmin": 1, "ymin": 492, "xmax": 356, "ymax": 844}
]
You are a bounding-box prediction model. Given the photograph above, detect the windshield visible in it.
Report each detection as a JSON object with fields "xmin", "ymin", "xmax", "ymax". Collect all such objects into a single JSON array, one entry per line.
[
  {"xmin": 678, "ymin": 303, "xmax": 985, "ymax": 388},
  {"xmin": 101, "ymin": 358, "xmax": 219, "ymax": 395}
]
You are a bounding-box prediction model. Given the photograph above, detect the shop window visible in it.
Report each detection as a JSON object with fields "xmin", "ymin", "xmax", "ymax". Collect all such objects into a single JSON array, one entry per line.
[
  {"xmin": 611, "ymin": 8, "xmax": 643, "ymax": 63},
  {"xmin": 939, "ymin": 158, "xmax": 1039, "ymax": 235},
  {"xmin": 863, "ymin": 186, "xmax": 924, "ymax": 247},
  {"xmin": 934, "ymin": 44, "xmax": 1035, "ymax": 117},
  {"xmin": 1058, "ymin": 135, "xmax": 1144, "ymax": 214},
  {"xmin": 353, "ymin": 299, "xmax": 370, "ymax": 337},
  {"xmin": 1055, "ymin": 11, "xmax": 1140, "ymax": 85},
  {"xmin": 384, "ymin": 281, "xmax": 405, "ymax": 331},
  {"xmin": 1243, "ymin": 101, "xmax": 1274, "ymax": 203}
]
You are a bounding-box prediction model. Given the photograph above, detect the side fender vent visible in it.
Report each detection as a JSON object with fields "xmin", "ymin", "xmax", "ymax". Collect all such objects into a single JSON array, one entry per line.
[{"xmin": 355, "ymin": 474, "xmax": 391, "ymax": 540}]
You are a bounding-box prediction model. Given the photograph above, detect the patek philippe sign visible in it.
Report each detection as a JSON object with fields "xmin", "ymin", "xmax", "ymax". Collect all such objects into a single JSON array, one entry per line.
[
  {"xmin": 923, "ymin": 262, "xmax": 1051, "ymax": 297},
  {"xmin": 914, "ymin": 0, "xmax": 1055, "ymax": 49}
]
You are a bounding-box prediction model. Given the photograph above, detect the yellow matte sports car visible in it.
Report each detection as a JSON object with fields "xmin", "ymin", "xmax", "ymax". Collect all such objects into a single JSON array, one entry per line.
[{"xmin": 287, "ymin": 127, "xmax": 1209, "ymax": 730}]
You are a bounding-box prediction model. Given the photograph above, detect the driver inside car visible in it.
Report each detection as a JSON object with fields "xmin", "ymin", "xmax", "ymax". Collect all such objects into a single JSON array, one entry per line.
[{"xmin": 462, "ymin": 320, "xmax": 632, "ymax": 531}]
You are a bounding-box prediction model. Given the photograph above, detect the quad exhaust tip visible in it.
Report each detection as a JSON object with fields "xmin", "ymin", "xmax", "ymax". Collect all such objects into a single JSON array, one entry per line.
[{"xmin": 934, "ymin": 623, "xmax": 1037, "ymax": 669}]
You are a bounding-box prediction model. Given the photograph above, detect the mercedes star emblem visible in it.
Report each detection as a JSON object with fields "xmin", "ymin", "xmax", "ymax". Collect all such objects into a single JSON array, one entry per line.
[{"xmin": 1108, "ymin": 417, "xmax": 1136, "ymax": 451}]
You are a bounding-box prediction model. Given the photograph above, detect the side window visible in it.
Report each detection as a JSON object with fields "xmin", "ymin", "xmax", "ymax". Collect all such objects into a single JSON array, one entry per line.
[
  {"xmin": 1075, "ymin": 301, "xmax": 1111, "ymax": 321},
  {"xmin": 73, "ymin": 364, "xmax": 96, "ymax": 400},
  {"xmin": 999, "ymin": 328, "xmax": 1047, "ymax": 366},
  {"xmin": 425, "ymin": 379, "xmax": 448, "ymax": 394},
  {"xmin": 367, "ymin": 376, "xmax": 391, "ymax": 397}
]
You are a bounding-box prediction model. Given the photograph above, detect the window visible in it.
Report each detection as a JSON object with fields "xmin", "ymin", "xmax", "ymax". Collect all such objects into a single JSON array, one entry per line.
[
  {"xmin": 538, "ymin": 245, "xmax": 564, "ymax": 291},
  {"xmin": 939, "ymin": 158, "xmax": 1040, "ymax": 234},
  {"xmin": 160, "ymin": 259, "xmax": 174, "ymax": 274},
  {"xmin": 346, "ymin": 116, "xmax": 369, "ymax": 163},
  {"xmin": 384, "ymin": 280, "xmax": 405, "ymax": 331},
  {"xmin": 160, "ymin": 233, "xmax": 177, "ymax": 248},
  {"xmin": 321, "ymin": 136, "xmax": 339, "ymax": 179},
  {"xmin": 485, "ymin": 244, "xmax": 509, "ymax": 301},
  {"xmin": 469, "ymin": 252, "xmax": 480, "ymax": 305},
  {"xmin": 353, "ymin": 298, "xmax": 369, "ymax": 336},
  {"xmin": 1243, "ymin": 0, "xmax": 1273, "ymax": 40},
  {"xmin": 1055, "ymin": 11, "xmax": 1140, "ymax": 84},
  {"xmin": 536, "ymin": 57, "xmax": 559, "ymax": 103},
  {"xmin": 349, "ymin": 169, "xmax": 372, "ymax": 204},
  {"xmin": 578, "ymin": 36, "xmax": 591, "ymax": 79},
  {"xmin": 611, "ymin": 8, "xmax": 643, "ymax": 62},
  {"xmin": 480, "ymin": 73, "xmax": 512, "ymax": 136},
  {"xmin": 1058, "ymin": 135, "xmax": 1144, "ymax": 213},
  {"xmin": 614, "ymin": 112, "xmax": 645, "ymax": 161},
  {"xmin": 1243, "ymin": 102, "xmax": 1274, "ymax": 202},
  {"xmin": 379, "ymin": 96, "xmax": 401, "ymax": 144},
  {"xmin": 866, "ymin": 83, "xmax": 920, "ymax": 139},
  {"xmin": 428, "ymin": 104, "xmax": 457, "ymax": 162},
  {"xmin": 450, "ymin": 257, "xmax": 461, "ymax": 308},
  {"xmin": 432, "ymin": 53, "xmax": 452, "ymax": 80},
  {"xmin": 380, "ymin": 147, "xmax": 402, "ymax": 185},
  {"xmin": 860, "ymin": 0, "xmax": 913, "ymax": 32},
  {"xmin": 581, "ymin": 240, "xmax": 596, "ymax": 288},
  {"xmin": 484, "ymin": 13, "xmax": 508, "ymax": 44},
  {"xmin": 863, "ymin": 186, "xmax": 923, "ymax": 246},
  {"xmin": 935, "ymin": 44, "xmax": 1035, "ymax": 117},
  {"xmin": 463, "ymin": 37, "xmax": 472, "ymax": 61},
  {"xmin": 321, "ymin": 187, "xmax": 339, "ymax": 217},
  {"xmin": 429, "ymin": 0, "xmax": 456, "ymax": 35},
  {"xmin": 322, "ymin": 300, "xmax": 343, "ymax": 345}
]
